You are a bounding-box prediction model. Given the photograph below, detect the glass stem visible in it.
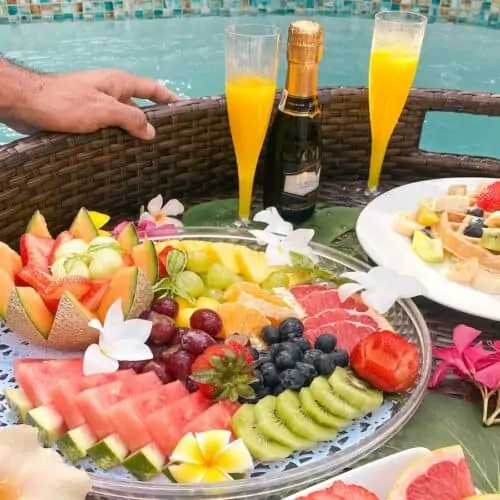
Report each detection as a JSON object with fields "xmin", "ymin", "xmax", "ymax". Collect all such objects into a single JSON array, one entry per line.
[{"xmin": 368, "ymin": 139, "xmax": 389, "ymax": 192}]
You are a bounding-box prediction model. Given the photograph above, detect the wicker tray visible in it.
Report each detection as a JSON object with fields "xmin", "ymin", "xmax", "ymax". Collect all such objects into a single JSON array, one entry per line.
[{"xmin": 1, "ymin": 85, "xmax": 499, "ymax": 392}]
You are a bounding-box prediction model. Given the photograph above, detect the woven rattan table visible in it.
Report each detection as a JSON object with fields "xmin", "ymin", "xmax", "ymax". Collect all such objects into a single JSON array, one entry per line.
[{"xmin": 1, "ymin": 86, "xmax": 499, "ymax": 398}]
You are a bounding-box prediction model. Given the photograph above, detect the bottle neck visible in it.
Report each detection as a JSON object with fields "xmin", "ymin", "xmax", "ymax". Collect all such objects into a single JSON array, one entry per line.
[{"xmin": 281, "ymin": 61, "xmax": 320, "ymax": 116}]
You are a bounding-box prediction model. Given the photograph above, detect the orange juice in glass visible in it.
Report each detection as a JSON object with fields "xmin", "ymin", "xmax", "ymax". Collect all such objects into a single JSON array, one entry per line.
[
  {"xmin": 226, "ymin": 24, "xmax": 280, "ymax": 224},
  {"xmin": 367, "ymin": 11, "xmax": 427, "ymax": 195}
]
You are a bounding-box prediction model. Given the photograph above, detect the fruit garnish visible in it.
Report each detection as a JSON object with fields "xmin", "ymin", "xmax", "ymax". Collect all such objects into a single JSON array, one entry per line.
[
  {"xmin": 20, "ymin": 233, "xmax": 54, "ymax": 273},
  {"xmin": 477, "ymin": 180, "xmax": 500, "ymax": 212},
  {"xmin": 298, "ymin": 481, "xmax": 379, "ymax": 500},
  {"xmin": 216, "ymin": 303, "xmax": 270, "ymax": 340},
  {"xmin": 350, "ymin": 330, "xmax": 419, "ymax": 393},
  {"xmin": 190, "ymin": 341, "xmax": 256, "ymax": 402},
  {"xmin": 139, "ymin": 195, "xmax": 184, "ymax": 226},
  {"xmin": 88, "ymin": 211, "xmax": 111, "ymax": 236},
  {"xmin": 157, "ymin": 245, "xmax": 175, "ymax": 277},
  {"xmin": 166, "ymin": 430, "xmax": 253, "ymax": 483},
  {"xmin": 387, "ymin": 445, "xmax": 476, "ymax": 500}
]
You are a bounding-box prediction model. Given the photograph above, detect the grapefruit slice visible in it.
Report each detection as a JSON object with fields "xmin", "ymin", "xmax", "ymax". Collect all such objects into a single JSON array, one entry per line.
[
  {"xmin": 304, "ymin": 309, "xmax": 380, "ymax": 331},
  {"xmin": 297, "ymin": 288, "xmax": 369, "ymax": 314},
  {"xmin": 387, "ymin": 445, "xmax": 476, "ymax": 500},
  {"xmin": 290, "ymin": 284, "xmax": 328, "ymax": 301}
]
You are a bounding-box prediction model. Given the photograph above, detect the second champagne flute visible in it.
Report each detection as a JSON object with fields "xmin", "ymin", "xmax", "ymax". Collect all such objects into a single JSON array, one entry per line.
[{"xmin": 225, "ymin": 24, "xmax": 281, "ymax": 225}]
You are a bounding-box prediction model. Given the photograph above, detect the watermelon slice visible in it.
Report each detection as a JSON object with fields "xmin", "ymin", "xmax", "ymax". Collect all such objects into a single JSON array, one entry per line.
[
  {"xmin": 146, "ymin": 392, "xmax": 212, "ymax": 456},
  {"xmin": 108, "ymin": 381, "xmax": 189, "ymax": 453},
  {"xmin": 75, "ymin": 372, "xmax": 162, "ymax": 439},
  {"xmin": 182, "ymin": 401, "xmax": 240, "ymax": 435},
  {"xmin": 51, "ymin": 369, "xmax": 136, "ymax": 429},
  {"xmin": 14, "ymin": 358, "xmax": 84, "ymax": 407}
]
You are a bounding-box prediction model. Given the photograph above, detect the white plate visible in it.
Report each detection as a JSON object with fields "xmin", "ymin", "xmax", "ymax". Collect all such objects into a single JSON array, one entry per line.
[
  {"xmin": 356, "ymin": 177, "xmax": 500, "ymax": 321},
  {"xmin": 283, "ymin": 447, "xmax": 430, "ymax": 499}
]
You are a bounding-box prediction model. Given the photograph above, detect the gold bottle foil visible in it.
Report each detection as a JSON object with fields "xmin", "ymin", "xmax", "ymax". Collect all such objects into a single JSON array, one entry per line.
[{"xmin": 285, "ymin": 20, "xmax": 324, "ymax": 98}]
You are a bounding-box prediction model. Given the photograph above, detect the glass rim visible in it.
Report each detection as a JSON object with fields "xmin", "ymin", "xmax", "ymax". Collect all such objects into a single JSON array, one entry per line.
[
  {"xmin": 374, "ymin": 10, "xmax": 428, "ymax": 25},
  {"xmin": 225, "ymin": 23, "xmax": 280, "ymax": 38}
]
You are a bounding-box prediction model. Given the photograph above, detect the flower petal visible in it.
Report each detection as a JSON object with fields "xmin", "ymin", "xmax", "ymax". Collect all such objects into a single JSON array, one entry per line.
[
  {"xmin": 493, "ymin": 341, "xmax": 500, "ymax": 351},
  {"xmin": 340, "ymin": 270, "xmax": 374, "ymax": 287},
  {"xmin": 284, "ymin": 228, "xmax": 315, "ymax": 247},
  {"xmin": 112, "ymin": 220, "xmax": 133, "ymax": 235},
  {"xmin": 360, "ymin": 288, "xmax": 398, "ymax": 314},
  {"xmin": 432, "ymin": 346, "xmax": 470, "ymax": 377},
  {"xmin": 162, "ymin": 198, "xmax": 184, "ymax": 216},
  {"xmin": 139, "ymin": 212, "xmax": 155, "ymax": 222},
  {"xmin": 196, "ymin": 430, "xmax": 232, "ymax": 463},
  {"xmin": 140, "ymin": 224, "xmax": 179, "ymax": 239},
  {"xmin": 116, "ymin": 318, "xmax": 153, "ymax": 344},
  {"xmin": 147, "ymin": 194, "xmax": 164, "ymax": 215},
  {"xmin": 474, "ymin": 363, "xmax": 500, "ymax": 390},
  {"xmin": 214, "ymin": 438, "xmax": 253, "ymax": 473},
  {"xmin": 162, "ymin": 216, "xmax": 184, "ymax": 227},
  {"xmin": 88, "ymin": 318, "xmax": 103, "ymax": 333},
  {"xmin": 248, "ymin": 229, "xmax": 281, "ymax": 246},
  {"xmin": 428, "ymin": 361, "xmax": 456, "ymax": 388},
  {"xmin": 266, "ymin": 242, "xmax": 291, "ymax": 266},
  {"xmin": 253, "ymin": 207, "xmax": 293, "ymax": 236},
  {"xmin": 170, "ymin": 432, "xmax": 205, "ymax": 465},
  {"xmin": 83, "ymin": 344, "xmax": 119, "ymax": 375},
  {"xmin": 337, "ymin": 282, "xmax": 365, "ymax": 302},
  {"xmin": 88, "ymin": 211, "xmax": 110, "ymax": 230},
  {"xmin": 452, "ymin": 324, "xmax": 482, "ymax": 355},
  {"xmin": 107, "ymin": 341, "xmax": 154, "ymax": 362},
  {"xmin": 103, "ymin": 299, "xmax": 125, "ymax": 331}
]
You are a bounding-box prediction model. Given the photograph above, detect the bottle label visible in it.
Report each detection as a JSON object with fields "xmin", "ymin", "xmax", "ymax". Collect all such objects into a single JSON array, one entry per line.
[
  {"xmin": 279, "ymin": 90, "xmax": 320, "ymax": 117},
  {"xmin": 281, "ymin": 159, "xmax": 321, "ymax": 212},
  {"xmin": 284, "ymin": 167, "xmax": 321, "ymax": 197}
]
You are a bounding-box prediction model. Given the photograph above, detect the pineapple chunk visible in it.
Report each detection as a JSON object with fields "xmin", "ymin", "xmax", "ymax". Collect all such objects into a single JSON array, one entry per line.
[
  {"xmin": 182, "ymin": 240, "xmax": 218, "ymax": 263},
  {"xmin": 210, "ymin": 242, "xmax": 242, "ymax": 274},
  {"xmin": 236, "ymin": 247, "xmax": 274, "ymax": 284}
]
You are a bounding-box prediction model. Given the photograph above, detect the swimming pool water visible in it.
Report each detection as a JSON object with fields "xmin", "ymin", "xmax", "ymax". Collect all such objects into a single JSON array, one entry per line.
[{"xmin": 1, "ymin": 15, "xmax": 500, "ymax": 158}]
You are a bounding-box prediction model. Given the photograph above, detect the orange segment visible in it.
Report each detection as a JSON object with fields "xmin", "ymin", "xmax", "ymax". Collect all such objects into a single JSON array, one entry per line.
[
  {"xmin": 223, "ymin": 282, "xmax": 289, "ymax": 307},
  {"xmin": 216, "ymin": 303, "xmax": 270, "ymax": 339}
]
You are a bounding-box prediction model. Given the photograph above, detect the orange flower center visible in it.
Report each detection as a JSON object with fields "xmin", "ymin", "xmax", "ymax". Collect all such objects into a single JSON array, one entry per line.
[
  {"xmin": 0, "ymin": 482, "xmax": 19, "ymax": 500},
  {"xmin": 154, "ymin": 213, "xmax": 165, "ymax": 224}
]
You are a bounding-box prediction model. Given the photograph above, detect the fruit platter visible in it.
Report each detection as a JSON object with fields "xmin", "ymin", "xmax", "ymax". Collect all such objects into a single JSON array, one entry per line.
[{"xmin": 0, "ymin": 203, "xmax": 432, "ymax": 499}]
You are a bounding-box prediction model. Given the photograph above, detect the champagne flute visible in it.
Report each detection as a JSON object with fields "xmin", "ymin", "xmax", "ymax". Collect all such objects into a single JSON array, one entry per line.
[
  {"xmin": 367, "ymin": 11, "xmax": 427, "ymax": 196},
  {"xmin": 225, "ymin": 24, "xmax": 280, "ymax": 225}
]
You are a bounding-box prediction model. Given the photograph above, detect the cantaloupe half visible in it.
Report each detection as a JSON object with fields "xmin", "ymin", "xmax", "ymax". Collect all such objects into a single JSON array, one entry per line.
[
  {"xmin": 97, "ymin": 266, "xmax": 154, "ymax": 323},
  {"xmin": 117, "ymin": 223, "xmax": 140, "ymax": 253},
  {"xmin": 0, "ymin": 242, "xmax": 22, "ymax": 279},
  {"xmin": 0, "ymin": 269, "xmax": 15, "ymax": 320},
  {"xmin": 26, "ymin": 210, "xmax": 52, "ymax": 239},
  {"xmin": 131, "ymin": 240, "xmax": 158, "ymax": 284},
  {"xmin": 69, "ymin": 208, "xmax": 99, "ymax": 243}
]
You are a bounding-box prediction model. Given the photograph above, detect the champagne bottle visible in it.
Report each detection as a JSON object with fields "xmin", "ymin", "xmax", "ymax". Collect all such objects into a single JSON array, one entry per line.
[{"xmin": 263, "ymin": 20, "xmax": 324, "ymax": 224}]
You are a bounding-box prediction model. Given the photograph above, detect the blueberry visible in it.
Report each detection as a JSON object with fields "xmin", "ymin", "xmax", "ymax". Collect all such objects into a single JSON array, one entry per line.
[
  {"xmin": 314, "ymin": 334, "xmax": 338, "ymax": 353},
  {"xmin": 303, "ymin": 349, "xmax": 323, "ymax": 366},
  {"xmin": 280, "ymin": 341, "xmax": 303, "ymax": 363},
  {"xmin": 295, "ymin": 361, "xmax": 317, "ymax": 385},
  {"xmin": 294, "ymin": 338, "xmax": 311, "ymax": 352},
  {"xmin": 185, "ymin": 379, "xmax": 198, "ymax": 393},
  {"xmin": 268, "ymin": 343, "xmax": 283, "ymax": 360},
  {"xmin": 260, "ymin": 362, "xmax": 280, "ymax": 387},
  {"xmin": 275, "ymin": 351, "xmax": 296, "ymax": 371},
  {"xmin": 315, "ymin": 353, "xmax": 336, "ymax": 376},
  {"xmin": 278, "ymin": 318, "xmax": 304, "ymax": 340},
  {"xmin": 252, "ymin": 369, "xmax": 264, "ymax": 386},
  {"xmin": 272, "ymin": 383, "xmax": 285, "ymax": 396},
  {"xmin": 255, "ymin": 384, "xmax": 271, "ymax": 399},
  {"xmin": 468, "ymin": 207, "xmax": 484, "ymax": 217},
  {"xmin": 248, "ymin": 347, "xmax": 260, "ymax": 361},
  {"xmin": 258, "ymin": 352, "xmax": 273, "ymax": 365},
  {"xmin": 330, "ymin": 349, "xmax": 349, "ymax": 368},
  {"xmin": 262, "ymin": 325, "xmax": 281, "ymax": 345},
  {"xmin": 279, "ymin": 369, "xmax": 306, "ymax": 391},
  {"xmin": 463, "ymin": 222, "xmax": 483, "ymax": 238}
]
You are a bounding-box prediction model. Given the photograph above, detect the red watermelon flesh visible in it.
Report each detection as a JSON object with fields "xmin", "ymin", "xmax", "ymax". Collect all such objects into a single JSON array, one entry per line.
[
  {"xmin": 146, "ymin": 391, "xmax": 212, "ymax": 456},
  {"xmin": 182, "ymin": 401, "xmax": 240, "ymax": 435},
  {"xmin": 14, "ymin": 358, "xmax": 84, "ymax": 407},
  {"xmin": 76, "ymin": 371, "xmax": 162, "ymax": 439},
  {"xmin": 51, "ymin": 369, "xmax": 136, "ymax": 429},
  {"xmin": 303, "ymin": 309, "xmax": 379, "ymax": 331},
  {"xmin": 290, "ymin": 284, "xmax": 329, "ymax": 301},
  {"xmin": 296, "ymin": 288, "xmax": 369, "ymax": 315},
  {"xmin": 108, "ymin": 381, "xmax": 190, "ymax": 452}
]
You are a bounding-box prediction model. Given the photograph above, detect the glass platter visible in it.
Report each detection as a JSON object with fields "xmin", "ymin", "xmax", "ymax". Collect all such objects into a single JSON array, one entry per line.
[{"xmin": 0, "ymin": 227, "xmax": 432, "ymax": 499}]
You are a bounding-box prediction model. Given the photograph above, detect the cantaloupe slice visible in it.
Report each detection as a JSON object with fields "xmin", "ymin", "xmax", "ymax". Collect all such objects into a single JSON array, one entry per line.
[
  {"xmin": 0, "ymin": 242, "xmax": 22, "ymax": 279},
  {"xmin": 26, "ymin": 210, "xmax": 52, "ymax": 239},
  {"xmin": 131, "ymin": 240, "xmax": 158, "ymax": 285},
  {"xmin": 117, "ymin": 223, "xmax": 139, "ymax": 252},
  {"xmin": 97, "ymin": 266, "xmax": 153, "ymax": 323},
  {"xmin": 69, "ymin": 208, "xmax": 99, "ymax": 243},
  {"xmin": 7, "ymin": 287, "xmax": 54, "ymax": 340},
  {"xmin": 0, "ymin": 269, "xmax": 15, "ymax": 320}
]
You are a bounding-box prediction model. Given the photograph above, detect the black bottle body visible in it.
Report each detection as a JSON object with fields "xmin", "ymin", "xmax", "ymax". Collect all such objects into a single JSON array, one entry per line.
[{"xmin": 263, "ymin": 95, "xmax": 322, "ymax": 224}]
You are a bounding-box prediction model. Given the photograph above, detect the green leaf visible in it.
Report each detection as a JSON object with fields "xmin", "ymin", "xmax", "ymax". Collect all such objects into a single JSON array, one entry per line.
[
  {"xmin": 363, "ymin": 392, "xmax": 500, "ymax": 493},
  {"xmin": 166, "ymin": 248, "xmax": 187, "ymax": 277},
  {"xmin": 209, "ymin": 356, "xmax": 225, "ymax": 371},
  {"xmin": 302, "ymin": 206, "xmax": 361, "ymax": 244},
  {"xmin": 290, "ymin": 251, "xmax": 315, "ymax": 270},
  {"xmin": 190, "ymin": 369, "xmax": 218, "ymax": 383},
  {"xmin": 183, "ymin": 199, "xmax": 240, "ymax": 227}
]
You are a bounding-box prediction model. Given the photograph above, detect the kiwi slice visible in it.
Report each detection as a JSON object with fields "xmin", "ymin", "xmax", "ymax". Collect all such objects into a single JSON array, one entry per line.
[
  {"xmin": 231, "ymin": 404, "xmax": 293, "ymax": 461},
  {"xmin": 299, "ymin": 387, "xmax": 350, "ymax": 429},
  {"xmin": 276, "ymin": 390, "xmax": 339, "ymax": 442},
  {"xmin": 255, "ymin": 396, "xmax": 315, "ymax": 451},
  {"xmin": 328, "ymin": 367, "xmax": 383, "ymax": 413},
  {"xmin": 310, "ymin": 377, "xmax": 362, "ymax": 420}
]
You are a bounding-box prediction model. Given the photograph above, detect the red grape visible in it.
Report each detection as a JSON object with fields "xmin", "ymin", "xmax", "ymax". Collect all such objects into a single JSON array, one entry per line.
[
  {"xmin": 190, "ymin": 309, "xmax": 223, "ymax": 337},
  {"xmin": 158, "ymin": 345, "xmax": 180, "ymax": 363},
  {"xmin": 142, "ymin": 360, "xmax": 173, "ymax": 384},
  {"xmin": 119, "ymin": 360, "xmax": 147, "ymax": 373},
  {"xmin": 168, "ymin": 350, "xmax": 195, "ymax": 381},
  {"xmin": 149, "ymin": 321, "xmax": 177, "ymax": 346},
  {"xmin": 139, "ymin": 309, "xmax": 153, "ymax": 320},
  {"xmin": 152, "ymin": 298, "xmax": 179, "ymax": 319},
  {"xmin": 180, "ymin": 329, "xmax": 216, "ymax": 356}
]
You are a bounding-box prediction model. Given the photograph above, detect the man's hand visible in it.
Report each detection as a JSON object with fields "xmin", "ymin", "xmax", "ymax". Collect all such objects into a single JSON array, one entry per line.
[{"xmin": 0, "ymin": 66, "xmax": 179, "ymax": 140}]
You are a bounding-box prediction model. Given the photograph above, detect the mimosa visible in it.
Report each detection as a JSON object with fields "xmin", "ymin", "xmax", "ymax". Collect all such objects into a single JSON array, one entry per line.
[{"xmin": 226, "ymin": 75, "xmax": 276, "ymax": 221}]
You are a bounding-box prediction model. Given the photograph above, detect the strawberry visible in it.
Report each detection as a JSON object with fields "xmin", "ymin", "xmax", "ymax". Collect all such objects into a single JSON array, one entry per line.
[
  {"xmin": 350, "ymin": 330, "xmax": 419, "ymax": 393},
  {"xmin": 298, "ymin": 481, "xmax": 378, "ymax": 500},
  {"xmin": 19, "ymin": 234, "xmax": 54, "ymax": 272},
  {"xmin": 158, "ymin": 245, "xmax": 175, "ymax": 278},
  {"xmin": 190, "ymin": 341, "xmax": 256, "ymax": 402},
  {"xmin": 48, "ymin": 231, "xmax": 74, "ymax": 265},
  {"xmin": 477, "ymin": 180, "xmax": 500, "ymax": 212}
]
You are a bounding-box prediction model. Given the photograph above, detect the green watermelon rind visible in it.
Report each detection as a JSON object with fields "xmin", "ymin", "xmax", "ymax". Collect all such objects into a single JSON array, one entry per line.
[
  {"xmin": 4, "ymin": 388, "xmax": 33, "ymax": 423},
  {"xmin": 123, "ymin": 443, "xmax": 165, "ymax": 481},
  {"xmin": 87, "ymin": 434, "xmax": 128, "ymax": 470},
  {"xmin": 25, "ymin": 405, "xmax": 65, "ymax": 446},
  {"xmin": 57, "ymin": 424, "xmax": 96, "ymax": 463}
]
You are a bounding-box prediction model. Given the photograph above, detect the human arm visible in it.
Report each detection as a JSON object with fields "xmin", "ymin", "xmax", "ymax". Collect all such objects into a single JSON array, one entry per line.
[{"xmin": 0, "ymin": 58, "xmax": 179, "ymax": 140}]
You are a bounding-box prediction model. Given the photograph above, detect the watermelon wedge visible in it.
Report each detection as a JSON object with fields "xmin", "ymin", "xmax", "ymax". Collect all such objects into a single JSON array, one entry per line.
[
  {"xmin": 108, "ymin": 381, "xmax": 189, "ymax": 453},
  {"xmin": 51, "ymin": 369, "xmax": 136, "ymax": 429},
  {"xmin": 14, "ymin": 358, "xmax": 84, "ymax": 407},
  {"xmin": 76, "ymin": 371, "xmax": 162, "ymax": 439},
  {"xmin": 182, "ymin": 401, "xmax": 240, "ymax": 435},
  {"xmin": 146, "ymin": 392, "xmax": 212, "ymax": 456}
]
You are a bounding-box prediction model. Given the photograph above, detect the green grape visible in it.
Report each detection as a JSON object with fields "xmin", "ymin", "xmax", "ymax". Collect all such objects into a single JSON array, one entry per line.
[
  {"xmin": 205, "ymin": 264, "xmax": 240, "ymax": 290},
  {"xmin": 261, "ymin": 271, "xmax": 290, "ymax": 290},
  {"xmin": 204, "ymin": 288, "xmax": 224, "ymax": 301},
  {"xmin": 175, "ymin": 270, "xmax": 205, "ymax": 298},
  {"xmin": 186, "ymin": 250, "xmax": 211, "ymax": 274}
]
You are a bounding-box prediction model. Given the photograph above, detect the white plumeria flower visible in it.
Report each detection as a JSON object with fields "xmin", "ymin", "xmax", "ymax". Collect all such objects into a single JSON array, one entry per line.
[
  {"xmin": 337, "ymin": 266, "xmax": 427, "ymax": 314},
  {"xmin": 83, "ymin": 299, "xmax": 153, "ymax": 376},
  {"xmin": 253, "ymin": 207, "xmax": 293, "ymax": 236},
  {"xmin": 139, "ymin": 194, "xmax": 184, "ymax": 226},
  {"xmin": 0, "ymin": 425, "xmax": 91, "ymax": 499}
]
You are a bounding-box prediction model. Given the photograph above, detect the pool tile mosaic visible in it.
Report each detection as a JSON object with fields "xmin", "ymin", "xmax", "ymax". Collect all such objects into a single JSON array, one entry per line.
[{"xmin": 1, "ymin": 0, "xmax": 500, "ymax": 23}]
